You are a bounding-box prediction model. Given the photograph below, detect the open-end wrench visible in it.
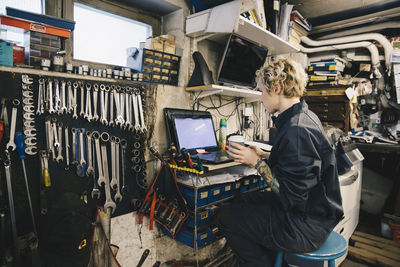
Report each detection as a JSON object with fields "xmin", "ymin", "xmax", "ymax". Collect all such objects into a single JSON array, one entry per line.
[
  {"xmin": 104, "ymin": 86, "xmax": 110, "ymax": 125},
  {"xmin": 45, "ymin": 117, "xmax": 52, "ymax": 153},
  {"xmin": 84, "ymin": 83, "xmax": 92, "ymax": 121},
  {"xmin": 54, "ymin": 79, "xmax": 60, "ymax": 112},
  {"xmin": 52, "ymin": 118, "xmax": 59, "ymax": 148},
  {"xmin": 56, "ymin": 122, "xmax": 63, "ymax": 162},
  {"xmin": 22, "ymin": 74, "xmax": 33, "ymax": 84},
  {"xmin": 92, "ymin": 131, "xmax": 105, "ymax": 186},
  {"xmin": 114, "ymin": 137, "xmax": 122, "ymax": 202},
  {"xmin": 72, "ymin": 82, "xmax": 78, "ymax": 119},
  {"xmin": 36, "ymin": 78, "xmax": 44, "ymax": 115},
  {"xmin": 132, "ymin": 92, "xmax": 141, "ymax": 132},
  {"xmin": 101, "ymin": 132, "xmax": 116, "ymax": 214},
  {"xmin": 120, "ymin": 139, "xmax": 128, "ymax": 195},
  {"xmin": 60, "ymin": 80, "xmax": 67, "ymax": 114},
  {"xmin": 109, "ymin": 86, "xmax": 115, "ymax": 126},
  {"xmin": 71, "ymin": 128, "xmax": 77, "ymax": 165},
  {"xmin": 100, "ymin": 84, "xmax": 107, "ymax": 125},
  {"xmin": 137, "ymin": 93, "xmax": 147, "ymax": 132},
  {"xmin": 91, "ymin": 139, "xmax": 100, "ymax": 199},
  {"xmin": 48, "ymin": 80, "xmax": 55, "ymax": 114},
  {"xmin": 86, "ymin": 131, "xmax": 94, "ymax": 175},
  {"xmin": 67, "ymin": 81, "xmax": 73, "ymax": 113},
  {"xmin": 79, "ymin": 83, "xmax": 85, "ymax": 117},
  {"xmin": 92, "ymin": 84, "xmax": 99, "ymax": 121},
  {"xmin": 78, "ymin": 128, "xmax": 86, "ymax": 167},
  {"xmin": 109, "ymin": 136, "xmax": 117, "ymax": 189},
  {"xmin": 65, "ymin": 126, "xmax": 70, "ymax": 169},
  {"xmin": 119, "ymin": 88, "xmax": 126, "ymax": 128},
  {"xmin": 6, "ymin": 99, "xmax": 19, "ymax": 151},
  {"xmin": 114, "ymin": 87, "xmax": 122, "ymax": 126},
  {"xmin": 4, "ymin": 150, "xmax": 21, "ymax": 266},
  {"xmin": 125, "ymin": 88, "xmax": 132, "ymax": 129}
]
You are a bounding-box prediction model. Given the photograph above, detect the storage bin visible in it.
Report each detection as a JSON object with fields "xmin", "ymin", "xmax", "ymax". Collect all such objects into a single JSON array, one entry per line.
[
  {"xmin": 178, "ymin": 184, "xmax": 210, "ymax": 208},
  {"xmin": 185, "ymin": 206, "xmax": 218, "ymax": 228},
  {"xmin": 360, "ymin": 167, "xmax": 393, "ymax": 215},
  {"xmin": 162, "ymin": 225, "xmax": 221, "ymax": 248}
]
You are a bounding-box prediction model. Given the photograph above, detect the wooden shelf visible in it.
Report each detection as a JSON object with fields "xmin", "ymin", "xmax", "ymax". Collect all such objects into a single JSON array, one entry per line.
[{"xmin": 186, "ymin": 84, "xmax": 261, "ymax": 102}]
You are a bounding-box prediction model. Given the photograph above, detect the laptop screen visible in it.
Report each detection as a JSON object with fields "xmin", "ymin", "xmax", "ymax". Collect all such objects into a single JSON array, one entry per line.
[{"xmin": 174, "ymin": 117, "xmax": 218, "ymax": 150}]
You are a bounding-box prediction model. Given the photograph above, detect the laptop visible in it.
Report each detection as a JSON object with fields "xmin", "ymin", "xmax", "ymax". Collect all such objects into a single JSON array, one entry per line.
[{"xmin": 164, "ymin": 108, "xmax": 233, "ymax": 164}]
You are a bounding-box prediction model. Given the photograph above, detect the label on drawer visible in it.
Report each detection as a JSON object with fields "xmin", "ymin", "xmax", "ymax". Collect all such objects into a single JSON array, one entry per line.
[
  {"xmin": 200, "ymin": 211, "xmax": 208, "ymax": 220},
  {"xmin": 244, "ymin": 179, "xmax": 250, "ymax": 185},
  {"xmin": 225, "ymin": 185, "xmax": 231, "ymax": 191},
  {"xmin": 200, "ymin": 191, "xmax": 208, "ymax": 199},
  {"xmin": 213, "ymin": 189, "xmax": 220, "ymax": 195},
  {"xmin": 200, "ymin": 233, "xmax": 208, "ymax": 240}
]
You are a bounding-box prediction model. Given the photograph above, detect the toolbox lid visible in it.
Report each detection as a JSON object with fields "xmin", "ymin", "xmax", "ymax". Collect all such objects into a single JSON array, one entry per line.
[{"xmin": 6, "ymin": 7, "xmax": 75, "ymax": 31}]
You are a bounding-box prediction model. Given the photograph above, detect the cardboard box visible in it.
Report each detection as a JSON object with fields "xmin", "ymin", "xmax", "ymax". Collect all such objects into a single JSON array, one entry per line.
[
  {"xmin": 145, "ymin": 37, "xmax": 163, "ymax": 51},
  {"xmin": 13, "ymin": 45, "xmax": 25, "ymax": 64},
  {"xmin": 163, "ymin": 42, "xmax": 175, "ymax": 54},
  {"xmin": 159, "ymin": 34, "xmax": 175, "ymax": 44}
]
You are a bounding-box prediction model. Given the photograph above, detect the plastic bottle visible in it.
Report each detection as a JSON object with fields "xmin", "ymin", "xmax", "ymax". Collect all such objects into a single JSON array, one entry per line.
[{"xmin": 219, "ymin": 118, "xmax": 227, "ymax": 150}]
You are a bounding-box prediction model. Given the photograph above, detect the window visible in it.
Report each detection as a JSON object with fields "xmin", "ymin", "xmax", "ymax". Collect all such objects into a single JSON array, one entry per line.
[
  {"xmin": 73, "ymin": 2, "xmax": 152, "ymax": 67},
  {"xmin": 0, "ymin": 0, "xmax": 43, "ymax": 46}
]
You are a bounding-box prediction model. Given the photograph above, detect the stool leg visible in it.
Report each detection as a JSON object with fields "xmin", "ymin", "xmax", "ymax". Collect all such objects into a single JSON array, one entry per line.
[
  {"xmin": 274, "ymin": 251, "xmax": 283, "ymax": 267},
  {"xmin": 328, "ymin": 259, "xmax": 335, "ymax": 267}
]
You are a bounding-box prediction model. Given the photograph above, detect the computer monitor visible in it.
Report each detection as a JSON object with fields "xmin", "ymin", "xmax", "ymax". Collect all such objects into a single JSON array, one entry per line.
[
  {"xmin": 164, "ymin": 108, "xmax": 219, "ymax": 152},
  {"xmin": 217, "ymin": 34, "xmax": 269, "ymax": 88}
]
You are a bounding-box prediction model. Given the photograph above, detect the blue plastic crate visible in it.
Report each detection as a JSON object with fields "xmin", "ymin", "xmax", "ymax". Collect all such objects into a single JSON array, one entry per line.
[
  {"xmin": 185, "ymin": 206, "xmax": 217, "ymax": 228},
  {"xmin": 209, "ymin": 184, "xmax": 222, "ymax": 203},
  {"xmin": 220, "ymin": 182, "xmax": 235, "ymax": 200},
  {"xmin": 240, "ymin": 177, "xmax": 251, "ymax": 193},
  {"xmin": 162, "ymin": 225, "xmax": 221, "ymax": 248},
  {"xmin": 178, "ymin": 184, "xmax": 210, "ymax": 208}
]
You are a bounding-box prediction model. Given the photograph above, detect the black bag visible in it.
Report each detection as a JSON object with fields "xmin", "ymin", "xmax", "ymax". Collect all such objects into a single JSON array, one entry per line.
[{"xmin": 40, "ymin": 191, "xmax": 95, "ymax": 267}]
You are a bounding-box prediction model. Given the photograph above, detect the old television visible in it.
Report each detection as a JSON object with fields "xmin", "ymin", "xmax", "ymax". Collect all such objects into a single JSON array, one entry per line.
[{"xmin": 217, "ymin": 34, "xmax": 269, "ymax": 89}]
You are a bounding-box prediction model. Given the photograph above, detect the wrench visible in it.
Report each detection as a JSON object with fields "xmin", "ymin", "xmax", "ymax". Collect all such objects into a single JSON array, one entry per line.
[
  {"xmin": 23, "ymin": 90, "xmax": 34, "ymax": 98},
  {"xmin": 45, "ymin": 118, "xmax": 52, "ymax": 154},
  {"xmin": 79, "ymin": 83, "xmax": 85, "ymax": 117},
  {"xmin": 137, "ymin": 93, "xmax": 147, "ymax": 132},
  {"xmin": 23, "ymin": 112, "xmax": 35, "ymax": 121},
  {"xmin": 48, "ymin": 80, "xmax": 55, "ymax": 114},
  {"xmin": 86, "ymin": 131, "xmax": 94, "ymax": 175},
  {"xmin": 109, "ymin": 136, "xmax": 117, "ymax": 189},
  {"xmin": 54, "ymin": 79, "xmax": 60, "ymax": 112},
  {"xmin": 56, "ymin": 122, "xmax": 63, "ymax": 162},
  {"xmin": 6, "ymin": 99, "xmax": 19, "ymax": 151},
  {"xmin": 22, "ymin": 84, "xmax": 33, "ymax": 90},
  {"xmin": 92, "ymin": 131, "xmax": 105, "ymax": 186},
  {"xmin": 67, "ymin": 81, "xmax": 73, "ymax": 113},
  {"xmin": 23, "ymin": 98, "xmax": 34, "ymax": 105},
  {"xmin": 23, "ymin": 105, "xmax": 35, "ymax": 113},
  {"xmin": 65, "ymin": 126, "xmax": 70, "ymax": 170},
  {"xmin": 132, "ymin": 91, "xmax": 141, "ymax": 132},
  {"xmin": 120, "ymin": 139, "xmax": 128, "ymax": 195},
  {"xmin": 22, "ymin": 74, "xmax": 33, "ymax": 84},
  {"xmin": 100, "ymin": 84, "xmax": 107, "ymax": 125},
  {"xmin": 101, "ymin": 132, "xmax": 116, "ymax": 214},
  {"xmin": 78, "ymin": 128, "xmax": 86, "ymax": 166},
  {"xmin": 4, "ymin": 151, "xmax": 21, "ymax": 266},
  {"xmin": 24, "ymin": 120, "xmax": 35, "ymax": 128},
  {"xmin": 36, "ymin": 78, "xmax": 45, "ymax": 115},
  {"xmin": 114, "ymin": 137, "xmax": 122, "ymax": 202},
  {"xmin": 124, "ymin": 88, "xmax": 131, "ymax": 129},
  {"xmin": 24, "ymin": 128, "xmax": 37, "ymax": 137},
  {"xmin": 120, "ymin": 88, "xmax": 126, "ymax": 128},
  {"xmin": 114, "ymin": 87, "xmax": 122, "ymax": 126},
  {"xmin": 71, "ymin": 128, "xmax": 77, "ymax": 165},
  {"xmin": 84, "ymin": 83, "xmax": 92, "ymax": 121},
  {"xmin": 72, "ymin": 82, "xmax": 78, "ymax": 119},
  {"xmin": 52, "ymin": 118, "xmax": 59, "ymax": 148},
  {"xmin": 103, "ymin": 86, "xmax": 110, "ymax": 125},
  {"xmin": 109, "ymin": 86, "xmax": 115, "ymax": 126},
  {"xmin": 25, "ymin": 146, "xmax": 38, "ymax": 155},
  {"xmin": 92, "ymin": 84, "xmax": 99, "ymax": 121},
  {"xmin": 60, "ymin": 80, "xmax": 67, "ymax": 114},
  {"xmin": 90, "ymin": 139, "xmax": 101, "ymax": 199}
]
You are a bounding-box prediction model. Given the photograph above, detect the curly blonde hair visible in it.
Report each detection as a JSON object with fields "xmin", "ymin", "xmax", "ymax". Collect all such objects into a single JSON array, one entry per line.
[{"xmin": 255, "ymin": 57, "xmax": 307, "ymax": 97}]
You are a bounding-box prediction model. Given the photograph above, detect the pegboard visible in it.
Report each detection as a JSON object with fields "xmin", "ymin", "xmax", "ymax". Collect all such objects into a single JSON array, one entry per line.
[{"xmin": 0, "ymin": 70, "xmax": 149, "ymax": 242}]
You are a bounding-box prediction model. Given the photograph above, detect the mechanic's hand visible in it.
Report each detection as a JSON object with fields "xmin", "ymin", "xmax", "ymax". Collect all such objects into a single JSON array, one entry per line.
[
  {"xmin": 227, "ymin": 142, "xmax": 260, "ymax": 167},
  {"xmin": 248, "ymin": 145, "xmax": 270, "ymax": 160}
]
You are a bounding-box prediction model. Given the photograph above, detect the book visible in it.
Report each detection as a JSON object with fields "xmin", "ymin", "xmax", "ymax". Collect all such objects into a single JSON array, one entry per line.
[
  {"xmin": 308, "ymin": 70, "xmax": 339, "ymax": 76},
  {"xmin": 308, "ymin": 64, "xmax": 345, "ymax": 72},
  {"xmin": 307, "ymin": 81, "xmax": 338, "ymax": 87},
  {"xmin": 290, "ymin": 10, "xmax": 312, "ymax": 31},
  {"xmin": 278, "ymin": 2, "xmax": 293, "ymax": 41},
  {"xmin": 309, "ymin": 75, "xmax": 337, "ymax": 81}
]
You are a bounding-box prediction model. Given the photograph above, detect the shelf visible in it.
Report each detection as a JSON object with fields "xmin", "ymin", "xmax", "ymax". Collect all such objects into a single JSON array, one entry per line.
[
  {"xmin": 185, "ymin": 1, "xmax": 299, "ymax": 56},
  {"xmin": 186, "ymin": 84, "xmax": 261, "ymax": 102},
  {"xmin": 0, "ymin": 65, "xmax": 139, "ymax": 84}
]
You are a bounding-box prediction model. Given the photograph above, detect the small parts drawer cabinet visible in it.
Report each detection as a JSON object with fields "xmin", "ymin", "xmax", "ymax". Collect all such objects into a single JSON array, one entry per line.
[{"xmin": 303, "ymin": 94, "xmax": 350, "ymax": 133}]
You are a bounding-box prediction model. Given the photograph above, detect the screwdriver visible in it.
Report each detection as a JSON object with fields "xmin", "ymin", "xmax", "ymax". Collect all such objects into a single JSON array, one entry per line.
[{"xmin": 15, "ymin": 132, "xmax": 37, "ymax": 235}]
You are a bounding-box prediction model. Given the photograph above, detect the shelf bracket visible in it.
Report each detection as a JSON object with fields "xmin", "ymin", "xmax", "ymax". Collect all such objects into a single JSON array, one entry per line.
[{"xmin": 193, "ymin": 89, "xmax": 223, "ymax": 99}]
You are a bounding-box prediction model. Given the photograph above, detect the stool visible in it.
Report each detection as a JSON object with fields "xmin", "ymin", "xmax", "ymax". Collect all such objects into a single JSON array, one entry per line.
[{"xmin": 274, "ymin": 231, "xmax": 347, "ymax": 267}]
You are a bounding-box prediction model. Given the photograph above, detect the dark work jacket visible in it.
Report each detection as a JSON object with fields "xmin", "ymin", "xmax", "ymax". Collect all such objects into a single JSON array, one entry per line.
[{"xmin": 266, "ymin": 100, "xmax": 343, "ymax": 252}]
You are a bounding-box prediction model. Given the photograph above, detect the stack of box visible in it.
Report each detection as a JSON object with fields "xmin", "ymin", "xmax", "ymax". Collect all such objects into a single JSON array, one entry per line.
[
  {"xmin": 307, "ymin": 60, "xmax": 345, "ymax": 88},
  {"xmin": 26, "ymin": 31, "xmax": 62, "ymax": 67},
  {"xmin": 142, "ymin": 34, "xmax": 176, "ymax": 54}
]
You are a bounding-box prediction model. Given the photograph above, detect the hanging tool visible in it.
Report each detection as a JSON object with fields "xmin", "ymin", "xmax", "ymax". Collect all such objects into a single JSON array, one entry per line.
[
  {"xmin": 6, "ymin": 99, "xmax": 19, "ymax": 151},
  {"xmin": 4, "ymin": 150, "xmax": 21, "ymax": 266},
  {"xmin": 15, "ymin": 132, "xmax": 37, "ymax": 234},
  {"xmin": 136, "ymin": 249, "xmax": 150, "ymax": 267},
  {"xmin": 0, "ymin": 121, "xmax": 3, "ymax": 144}
]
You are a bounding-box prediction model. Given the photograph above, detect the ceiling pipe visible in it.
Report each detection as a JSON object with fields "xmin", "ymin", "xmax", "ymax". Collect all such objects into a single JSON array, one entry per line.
[
  {"xmin": 301, "ymin": 34, "xmax": 392, "ymax": 75},
  {"xmin": 299, "ymin": 41, "xmax": 382, "ymax": 78}
]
